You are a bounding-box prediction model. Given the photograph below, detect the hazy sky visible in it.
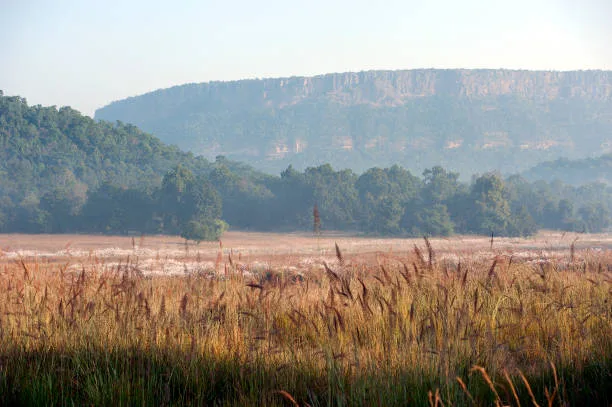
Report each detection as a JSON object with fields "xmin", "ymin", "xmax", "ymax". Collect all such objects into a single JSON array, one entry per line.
[{"xmin": 1, "ymin": 0, "xmax": 611, "ymax": 116}]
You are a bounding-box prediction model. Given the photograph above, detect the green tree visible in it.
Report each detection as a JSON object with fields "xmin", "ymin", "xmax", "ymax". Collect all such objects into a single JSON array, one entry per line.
[
  {"xmin": 469, "ymin": 173, "xmax": 512, "ymax": 236},
  {"xmin": 357, "ymin": 165, "xmax": 420, "ymax": 234},
  {"xmin": 159, "ymin": 165, "xmax": 224, "ymax": 236},
  {"xmin": 305, "ymin": 165, "xmax": 359, "ymax": 230},
  {"xmin": 159, "ymin": 165, "xmax": 197, "ymax": 233},
  {"xmin": 81, "ymin": 183, "xmax": 155, "ymax": 234},
  {"xmin": 578, "ymin": 203, "xmax": 610, "ymax": 233},
  {"xmin": 400, "ymin": 167, "xmax": 460, "ymax": 236},
  {"xmin": 507, "ymin": 205, "xmax": 538, "ymax": 237},
  {"xmin": 557, "ymin": 199, "xmax": 577, "ymax": 230},
  {"xmin": 422, "ymin": 166, "xmax": 460, "ymax": 204},
  {"xmin": 267, "ymin": 165, "xmax": 313, "ymax": 229},
  {"xmin": 361, "ymin": 193, "xmax": 404, "ymax": 234},
  {"xmin": 181, "ymin": 219, "xmax": 228, "ymax": 243},
  {"xmin": 209, "ymin": 160, "xmax": 273, "ymax": 230},
  {"xmin": 415, "ymin": 204, "xmax": 454, "ymax": 236},
  {"xmin": 357, "ymin": 168, "xmax": 402, "ymax": 233}
]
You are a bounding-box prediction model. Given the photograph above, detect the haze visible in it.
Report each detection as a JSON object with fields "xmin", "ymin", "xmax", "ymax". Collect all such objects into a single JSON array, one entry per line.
[{"xmin": 1, "ymin": 0, "xmax": 611, "ymax": 116}]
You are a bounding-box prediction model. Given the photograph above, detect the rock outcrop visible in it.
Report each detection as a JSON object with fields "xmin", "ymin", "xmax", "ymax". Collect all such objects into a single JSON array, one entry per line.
[{"xmin": 95, "ymin": 69, "xmax": 612, "ymax": 176}]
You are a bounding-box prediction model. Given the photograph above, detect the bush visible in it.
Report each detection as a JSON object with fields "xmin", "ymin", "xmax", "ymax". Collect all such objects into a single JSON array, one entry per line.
[{"xmin": 180, "ymin": 219, "xmax": 228, "ymax": 243}]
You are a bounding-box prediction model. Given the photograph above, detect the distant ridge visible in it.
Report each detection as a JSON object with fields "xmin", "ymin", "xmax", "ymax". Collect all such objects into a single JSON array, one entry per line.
[
  {"xmin": 523, "ymin": 153, "xmax": 612, "ymax": 185},
  {"xmin": 96, "ymin": 69, "xmax": 612, "ymax": 176}
]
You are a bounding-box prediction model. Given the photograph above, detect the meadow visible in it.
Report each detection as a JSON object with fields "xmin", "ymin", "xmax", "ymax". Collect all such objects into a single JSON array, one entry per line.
[{"xmin": 0, "ymin": 231, "xmax": 610, "ymax": 406}]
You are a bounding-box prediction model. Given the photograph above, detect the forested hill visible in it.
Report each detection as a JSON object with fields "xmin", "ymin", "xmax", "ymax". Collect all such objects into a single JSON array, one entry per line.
[
  {"xmin": 523, "ymin": 153, "xmax": 612, "ymax": 185},
  {"xmin": 0, "ymin": 91, "xmax": 270, "ymax": 234},
  {"xmin": 3, "ymin": 91, "xmax": 610, "ymax": 237},
  {"xmin": 95, "ymin": 69, "xmax": 612, "ymax": 176},
  {"xmin": 0, "ymin": 91, "xmax": 213, "ymax": 197},
  {"xmin": 0, "ymin": 92, "xmax": 258, "ymax": 232}
]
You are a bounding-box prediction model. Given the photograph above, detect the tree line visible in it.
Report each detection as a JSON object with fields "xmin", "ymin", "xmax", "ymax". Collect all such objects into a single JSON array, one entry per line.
[
  {"xmin": 2, "ymin": 158, "xmax": 609, "ymax": 241},
  {"xmin": 1, "ymin": 91, "xmax": 610, "ymax": 240}
]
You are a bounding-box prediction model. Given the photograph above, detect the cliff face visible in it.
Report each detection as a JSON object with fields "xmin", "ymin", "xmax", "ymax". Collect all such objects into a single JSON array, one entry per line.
[
  {"xmin": 95, "ymin": 69, "xmax": 612, "ymax": 176},
  {"xmin": 100, "ymin": 69, "xmax": 612, "ymax": 111},
  {"xmin": 259, "ymin": 70, "xmax": 612, "ymax": 105}
]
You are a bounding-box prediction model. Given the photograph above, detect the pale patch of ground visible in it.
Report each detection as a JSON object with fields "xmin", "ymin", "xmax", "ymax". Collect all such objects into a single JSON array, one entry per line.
[{"xmin": 0, "ymin": 231, "xmax": 610, "ymax": 276}]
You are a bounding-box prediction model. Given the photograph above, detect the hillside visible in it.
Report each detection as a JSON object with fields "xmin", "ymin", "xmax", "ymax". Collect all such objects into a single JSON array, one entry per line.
[
  {"xmin": 0, "ymin": 92, "xmax": 269, "ymax": 202},
  {"xmin": 0, "ymin": 91, "xmax": 225, "ymax": 233},
  {"xmin": 523, "ymin": 153, "xmax": 612, "ymax": 185},
  {"xmin": 95, "ymin": 69, "xmax": 612, "ymax": 175},
  {"xmin": 2, "ymin": 90, "xmax": 610, "ymax": 236},
  {"xmin": 0, "ymin": 92, "xmax": 275, "ymax": 234},
  {"xmin": 0, "ymin": 91, "xmax": 214, "ymax": 202}
]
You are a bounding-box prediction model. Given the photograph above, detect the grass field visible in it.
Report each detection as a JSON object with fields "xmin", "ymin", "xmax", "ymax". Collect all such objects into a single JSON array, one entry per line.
[{"xmin": 0, "ymin": 231, "xmax": 610, "ymax": 406}]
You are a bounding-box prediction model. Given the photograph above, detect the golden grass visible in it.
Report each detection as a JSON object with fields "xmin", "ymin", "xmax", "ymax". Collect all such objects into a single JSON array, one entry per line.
[{"xmin": 0, "ymin": 235, "xmax": 610, "ymax": 405}]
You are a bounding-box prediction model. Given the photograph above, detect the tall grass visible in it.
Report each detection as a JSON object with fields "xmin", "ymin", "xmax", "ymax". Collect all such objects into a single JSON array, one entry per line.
[{"xmin": 0, "ymin": 243, "xmax": 610, "ymax": 406}]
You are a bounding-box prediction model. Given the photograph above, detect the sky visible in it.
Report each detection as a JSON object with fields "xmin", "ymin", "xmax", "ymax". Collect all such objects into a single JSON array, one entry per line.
[{"xmin": 1, "ymin": 0, "xmax": 611, "ymax": 116}]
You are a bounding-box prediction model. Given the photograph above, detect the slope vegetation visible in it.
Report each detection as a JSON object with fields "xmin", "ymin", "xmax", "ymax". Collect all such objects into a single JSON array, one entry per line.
[
  {"xmin": 95, "ymin": 69, "xmax": 612, "ymax": 175},
  {"xmin": 523, "ymin": 153, "xmax": 612, "ymax": 185}
]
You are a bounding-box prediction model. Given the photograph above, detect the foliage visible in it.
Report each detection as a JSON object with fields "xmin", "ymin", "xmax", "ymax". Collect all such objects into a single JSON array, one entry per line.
[
  {"xmin": 2, "ymin": 92, "xmax": 612, "ymax": 237},
  {"xmin": 0, "ymin": 93, "xmax": 213, "ymax": 202},
  {"xmin": 469, "ymin": 172, "xmax": 513, "ymax": 236},
  {"xmin": 80, "ymin": 183, "xmax": 156, "ymax": 234},
  {"xmin": 523, "ymin": 153, "xmax": 612, "ymax": 186},
  {"xmin": 0, "ymin": 94, "xmax": 263, "ymax": 236},
  {"xmin": 94, "ymin": 70, "xmax": 612, "ymax": 177},
  {"xmin": 414, "ymin": 203, "xmax": 454, "ymax": 236},
  {"xmin": 180, "ymin": 219, "xmax": 228, "ymax": 243}
]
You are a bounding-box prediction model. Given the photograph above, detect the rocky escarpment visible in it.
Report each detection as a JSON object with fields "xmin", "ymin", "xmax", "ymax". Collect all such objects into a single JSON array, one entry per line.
[
  {"xmin": 95, "ymin": 69, "xmax": 612, "ymax": 177},
  {"xmin": 99, "ymin": 69, "xmax": 612, "ymax": 112},
  {"xmin": 261, "ymin": 69, "xmax": 612, "ymax": 105}
]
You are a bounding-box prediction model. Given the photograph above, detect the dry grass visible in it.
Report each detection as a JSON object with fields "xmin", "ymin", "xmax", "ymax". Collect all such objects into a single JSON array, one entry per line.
[
  {"xmin": 1, "ymin": 230, "xmax": 611, "ymax": 263},
  {"xmin": 0, "ymin": 233, "xmax": 610, "ymax": 405}
]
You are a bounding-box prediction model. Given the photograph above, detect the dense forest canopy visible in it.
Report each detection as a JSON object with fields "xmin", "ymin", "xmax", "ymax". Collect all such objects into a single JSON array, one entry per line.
[
  {"xmin": 95, "ymin": 69, "xmax": 612, "ymax": 178},
  {"xmin": 2, "ymin": 91, "xmax": 611, "ymax": 239},
  {"xmin": 0, "ymin": 92, "xmax": 265, "ymax": 235}
]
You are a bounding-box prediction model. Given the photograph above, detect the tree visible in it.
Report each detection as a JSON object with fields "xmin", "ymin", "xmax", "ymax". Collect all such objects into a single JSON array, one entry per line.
[
  {"xmin": 209, "ymin": 162, "xmax": 274, "ymax": 230},
  {"xmin": 415, "ymin": 204, "xmax": 454, "ymax": 236},
  {"xmin": 39, "ymin": 170, "xmax": 88, "ymax": 233},
  {"xmin": 468, "ymin": 173, "xmax": 513, "ymax": 236},
  {"xmin": 557, "ymin": 199, "xmax": 577, "ymax": 230},
  {"xmin": 578, "ymin": 203, "xmax": 610, "ymax": 233},
  {"xmin": 370, "ymin": 195, "xmax": 404, "ymax": 235},
  {"xmin": 507, "ymin": 205, "xmax": 538, "ymax": 237},
  {"xmin": 357, "ymin": 166, "xmax": 420, "ymax": 234},
  {"xmin": 158, "ymin": 165, "xmax": 224, "ymax": 237},
  {"xmin": 181, "ymin": 219, "xmax": 228, "ymax": 243},
  {"xmin": 40, "ymin": 189, "xmax": 77, "ymax": 233},
  {"xmin": 160, "ymin": 165, "xmax": 196, "ymax": 232},
  {"xmin": 184, "ymin": 176, "xmax": 222, "ymax": 221},
  {"xmin": 268, "ymin": 165, "xmax": 313, "ymax": 229},
  {"xmin": 305, "ymin": 165, "xmax": 359, "ymax": 230},
  {"xmin": 422, "ymin": 166, "xmax": 460, "ymax": 204},
  {"xmin": 81, "ymin": 183, "xmax": 155, "ymax": 234}
]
